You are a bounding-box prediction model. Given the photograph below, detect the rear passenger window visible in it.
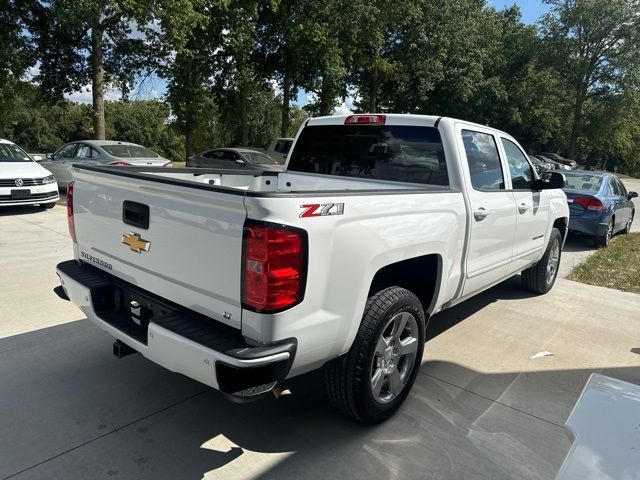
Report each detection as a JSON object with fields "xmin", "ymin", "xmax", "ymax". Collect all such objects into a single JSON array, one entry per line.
[
  {"xmin": 502, "ymin": 138, "xmax": 535, "ymax": 190},
  {"xmin": 614, "ymin": 178, "xmax": 626, "ymax": 196},
  {"xmin": 461, "ymin": 130, "xmax": 504, "ymax": 190},
  {"xmin": 204, "ymin": 150, "xmax": 225, "ymax": 159}
]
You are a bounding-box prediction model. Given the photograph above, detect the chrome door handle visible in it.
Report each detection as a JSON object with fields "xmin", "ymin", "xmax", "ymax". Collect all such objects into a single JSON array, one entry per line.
[
  {"xmin": 474, "ymin": 208, "xmax": 491, "ymax": 221},
  {"xmin": 518, "ymin": 203, "xmax": 530, "ymax": 214}
]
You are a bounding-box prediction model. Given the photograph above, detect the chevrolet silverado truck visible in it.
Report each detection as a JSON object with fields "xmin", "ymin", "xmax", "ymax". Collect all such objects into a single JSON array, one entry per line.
[{"xmin": 56, "ymin": 114, "xmax": 568, "ymax": 423}]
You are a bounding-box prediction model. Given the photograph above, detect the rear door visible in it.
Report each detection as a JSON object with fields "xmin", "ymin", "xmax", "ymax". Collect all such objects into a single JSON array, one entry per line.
[
  {"xmin": 610, "ymin": 177, "xmax": 631, "ymax": 231},
  {"xmin": 457, "ymin": 126, "xmax": 517, "ymax": 297},
  {"xmin": 72, "ymin": 168, "xmax": 247, "ymax": 328},
  {"xmin": 500, "ymin": 137, "xmax": 550, "ymax": 274}
]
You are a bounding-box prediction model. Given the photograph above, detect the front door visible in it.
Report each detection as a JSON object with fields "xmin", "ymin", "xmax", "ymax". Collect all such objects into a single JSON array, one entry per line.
[
  {"xmin": 43, "ymin": 143, "xmax": 77, "ymax": 187},
  {"xmin": 500, "ymin": 137, "xmax": 550, "ymax": 274},
  {"xmin": 457, "ymin": 126, "xmax": 517, "ymax": 297}
]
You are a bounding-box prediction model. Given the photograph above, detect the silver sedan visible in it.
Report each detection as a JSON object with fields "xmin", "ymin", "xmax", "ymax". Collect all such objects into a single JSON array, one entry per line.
[
  {"xmin": 40, "ymin": 140, "xmax": 172, "ymax": 188},
  {"xmin": 186, "ymin": 148, "xmax": 283, "ymax": 171}
]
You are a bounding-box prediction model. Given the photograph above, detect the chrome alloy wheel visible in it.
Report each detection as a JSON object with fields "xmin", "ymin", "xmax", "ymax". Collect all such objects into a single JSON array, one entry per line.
[
  {"xmin": 546, "ymin": 239, "xmax": 560, "ymax": 284},
  {"xmin": 370, "ymin": 312, "xmax": 419, "ymax": 404}
]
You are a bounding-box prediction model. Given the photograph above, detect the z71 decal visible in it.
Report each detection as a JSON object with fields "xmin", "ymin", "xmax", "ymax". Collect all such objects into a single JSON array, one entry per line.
[{"xmin": 300, "ymin": 203, "xmax": 345, "ymax": 218}]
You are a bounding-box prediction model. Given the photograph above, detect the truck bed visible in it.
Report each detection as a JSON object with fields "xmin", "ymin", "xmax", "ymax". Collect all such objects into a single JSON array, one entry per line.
[{"xmin": 74, "ymin": 165, "xmax": 450, "ymax": 196}]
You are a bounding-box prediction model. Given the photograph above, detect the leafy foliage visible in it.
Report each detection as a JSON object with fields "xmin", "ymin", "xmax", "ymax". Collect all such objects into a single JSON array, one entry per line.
[{"xmin": 3, "ymin": 0, "xmax": 640, "ymax": 175}]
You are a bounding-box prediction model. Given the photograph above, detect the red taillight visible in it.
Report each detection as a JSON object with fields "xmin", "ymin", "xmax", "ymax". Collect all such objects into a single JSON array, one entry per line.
[
  {"xmin": 242, "ymin": 221, "xmax": 307, "ymax": 313},
  {"xmin": 162, "ymin": 161, "xmax": 172, "ymax": 167},
  {"xmin": 573, "ymin": 197, "xmax": 604, "ymax": 212},
  {"xmin": 108, "ymin": 161, "xmax": 132, "ymax": 166},
  {"xmin": 344, "ymin": 115, "xmax": 386, "ymax": 125},
  {"xmin": 66, "ymin": 182, "xmax": 76, "ymax": 242}
]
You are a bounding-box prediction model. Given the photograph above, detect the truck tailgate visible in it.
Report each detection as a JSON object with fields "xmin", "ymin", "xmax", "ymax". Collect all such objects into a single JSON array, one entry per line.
[{"xmin": 71, "ymin": 168, "xmax": 246, "ymax": 329}]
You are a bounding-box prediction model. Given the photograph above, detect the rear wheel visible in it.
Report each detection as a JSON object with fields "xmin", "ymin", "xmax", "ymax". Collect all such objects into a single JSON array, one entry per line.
[
  {"xmin": 594, "ymin": 218, "xmax": 614, "ymax": 248},
  {"xmin": 39, "ymin": 202, "xmax": 55, "ymax": 210},
  {"xmin": 521, "ymin": 228, "xmax": 562, "ymax": 294},
  {"xmin": 324, "ymin": 287, "xmax": 425, "ymax": 423}
]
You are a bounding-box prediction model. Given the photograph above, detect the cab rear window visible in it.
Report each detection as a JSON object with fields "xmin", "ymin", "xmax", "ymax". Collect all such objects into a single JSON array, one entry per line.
[{"xmin": 287, "ymin": 125, "xmax": 449, "ymax": 186}]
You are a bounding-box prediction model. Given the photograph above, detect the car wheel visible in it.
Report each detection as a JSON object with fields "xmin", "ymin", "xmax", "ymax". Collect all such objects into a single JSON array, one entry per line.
[
  {"xmin": 594, "ymin": 218, "xmax": 614, "ymax": 248},
  {"xmin": 324, "ymin": 287, "xmax": 425, "ymax": 423},
  {"xmin": 39, "ymin": 202, "xmax": 55, "ymax": 210},
  {"xmin": 521, "ymin": 228, "xmax": 562, "ymax": 294},
  {"xmin": 623, "ymin": 212, "xmax": 634, "ymax": 234}
]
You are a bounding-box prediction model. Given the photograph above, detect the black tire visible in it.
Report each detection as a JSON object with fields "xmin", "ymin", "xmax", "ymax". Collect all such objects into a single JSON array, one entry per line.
[
  {"xmin": 623, "ymin": 211, "xmax": 634, "ymax": 234},
  {"xmin": 324, "ymin": 287, "xmax": 425, "ymax": 423},
  {"xmin": 594, "ymin": 217, "xmax": 614, "ymax": 248},
  {"xmin": 521, "ymin": 228, "xmax": 562, "ymax": 294},
  {"xmin": 39, "ymin": 202, "xmax": 55, "ymax": 209}
]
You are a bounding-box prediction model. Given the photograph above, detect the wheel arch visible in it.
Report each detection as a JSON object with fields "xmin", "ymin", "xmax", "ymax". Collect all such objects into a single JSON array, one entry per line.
[
  {"xmin": 367, "ymin": 253, "xmax": 442, "ymax": 316},
  {"xmin": 553, "ymin": 216, "xmax": 569, "ymax": 245}
]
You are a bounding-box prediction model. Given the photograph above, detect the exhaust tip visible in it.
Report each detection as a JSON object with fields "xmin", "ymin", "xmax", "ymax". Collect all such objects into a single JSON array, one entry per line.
[{"xmin": 272, "ymin": 384, "xmax": 292, "ymax": 399}]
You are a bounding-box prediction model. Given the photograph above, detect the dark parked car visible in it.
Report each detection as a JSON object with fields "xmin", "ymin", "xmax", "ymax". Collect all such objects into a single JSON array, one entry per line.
[
  {"xmin": 540, "ymin": 152, "xmax": 577, "ymax": 170},
  {"xmin": 186, "ymin": 148, "xmax": 282, "ymax": 171},
  {"xmin": 563, "ymin": 171, "xmax": 637, "ymax": 247},
  {"xmin": 528, "ymin": 155, "xmax": 548, "ymax": 174}
]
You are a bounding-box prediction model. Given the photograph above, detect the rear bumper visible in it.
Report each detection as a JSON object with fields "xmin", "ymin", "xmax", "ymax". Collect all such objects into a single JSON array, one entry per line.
[
  {"xmin": 56, "ymin": 260, "xmax": 296, "ymax": 400},
  {"xmin": 568, "ymin": 214, "xmax": 609, "ymax": 237}
]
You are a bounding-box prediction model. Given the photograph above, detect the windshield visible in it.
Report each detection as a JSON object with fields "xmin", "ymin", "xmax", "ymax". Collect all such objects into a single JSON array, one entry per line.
[
  {"xmin": 0, "ymin": 143, "xmax": 33, "ymax": 163},
  {"xmin": 101, "ymin": 144, "xmax": 159, "ymax": 158},
  {"xmin": 242, "ymin": 151, "xmax": 277, "ymax": 165},
  {"xmin": 288, "ymin": 125, "xmax": 449, "ymax": 186},
  {"xmin": 564, "ymin": 173, "xmax": 603, "ymax": 191}
]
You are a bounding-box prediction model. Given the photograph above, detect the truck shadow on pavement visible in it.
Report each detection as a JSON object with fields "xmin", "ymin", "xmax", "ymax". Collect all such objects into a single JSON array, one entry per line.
[
  {"xmin": 562, "ymin": 234, "xmax": 596, "ymax": 253},
  {"xmin": 2, "ymin": 282, "xmax": 638, "ymax": 480}
]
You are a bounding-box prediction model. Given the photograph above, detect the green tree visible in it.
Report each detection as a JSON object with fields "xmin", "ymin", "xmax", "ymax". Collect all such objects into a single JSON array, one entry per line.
[
  {"xmin": 541, "ymin": 0, "xmax": 640, "ymax": 159},
  {"xmin": 255, "ymin": 0, "xmax": 306, "ymax": 135},
  {"xmin": 0, "ymin": 0, "xmax": 33, "ymax": 138},
  {"xmin": 27, "ymin": 0, "xmax": 156, "ymax": 140}
]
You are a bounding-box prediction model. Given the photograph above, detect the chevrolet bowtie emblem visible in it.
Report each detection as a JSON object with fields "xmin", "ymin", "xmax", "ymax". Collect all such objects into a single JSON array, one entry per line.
[{"xmin": 121, "ymin": 232, "xmax": 151, "ymax": 253}]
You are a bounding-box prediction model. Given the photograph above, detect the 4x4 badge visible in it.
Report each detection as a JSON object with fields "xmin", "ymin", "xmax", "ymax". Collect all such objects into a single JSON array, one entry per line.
[{"xmin": 121, "ymin": 232, "xmax": 151, "ymax": 253}]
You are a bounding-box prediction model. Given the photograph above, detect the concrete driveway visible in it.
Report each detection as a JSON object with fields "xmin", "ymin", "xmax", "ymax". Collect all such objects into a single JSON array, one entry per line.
[{"xmin": 1, "ymin": 199, "xmax": 640, "ymax": 480}]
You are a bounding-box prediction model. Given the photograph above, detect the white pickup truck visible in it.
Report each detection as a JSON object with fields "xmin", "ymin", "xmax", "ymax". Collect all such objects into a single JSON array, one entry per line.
[{"xmin": 56, "ymin": 114, "xmax": 569, "ymax": 423}]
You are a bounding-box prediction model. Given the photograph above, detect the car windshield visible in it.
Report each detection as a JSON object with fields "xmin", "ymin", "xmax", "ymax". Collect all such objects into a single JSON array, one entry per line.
[
  {"xmin": 242, "ymin": 151, "xmax": 277, "ymax": 165},
  {"xmin": 0, "ymin": 143, "xmax": 32, "ymax": 163},
  {"xmin": 100, "ymin": 144, "xmax": 159, "ymax": 158},
  {"xmin": 564, "ymin": 173, "xmax": 603, "ymax": 191}
]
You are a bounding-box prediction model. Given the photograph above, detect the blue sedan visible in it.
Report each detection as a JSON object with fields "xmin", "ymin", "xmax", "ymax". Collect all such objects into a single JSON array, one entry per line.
[{"xmin": 563, "ymin": 171, "xmax": 637, "ymax": 247}]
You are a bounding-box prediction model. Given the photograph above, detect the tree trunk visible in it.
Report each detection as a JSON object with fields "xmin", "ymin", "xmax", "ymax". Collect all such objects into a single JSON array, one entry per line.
[
  {"xmin": 185, "ymin": 127, "xmax": 194, "ymax": 160},
  {"xmin": 91, "ymin": 22, "xmax": 106, "ymax": 140},
  {"xmin": 240, "ymin": 89, "xmax": 248, "ymax": 146},
  {"xmin": 567, "ymin": 84, "xmax": 587, "ymax": 160},
  {"xmin": 281, "ymin": 66, "xmax": 291, "ymax": 137},
  {"xmin": 368, "ymin": 68, "xmax": 378, "ymax": 113},
  {"xmin": 319, "ymin": 62, "xmax": 332, "ymax": 116}
]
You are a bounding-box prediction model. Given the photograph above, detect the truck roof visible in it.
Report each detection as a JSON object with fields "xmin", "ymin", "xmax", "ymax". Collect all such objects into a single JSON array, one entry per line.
[{"xmin": 306, "ymin": 114, "xmax": 516, "ymax": 140}]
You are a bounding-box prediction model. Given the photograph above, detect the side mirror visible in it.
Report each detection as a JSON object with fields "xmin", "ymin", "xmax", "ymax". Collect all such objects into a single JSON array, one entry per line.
[
  {"xmin": 235, "ymin": 159, "xmax": 245, "ymax": 164},
  {"xmin": 534, "ymin": 171, "xmax": 565, "ymax": 191},
  {"xmin": 46, "ymin": 153, "xmax": 54, "ymax": 160},
  {"xmin": 628, "ymin": 191, "xmax": 638, "ymax": 199},
  {"xmin": 32, "ymin": 155, "xmax": 43, "ymax": 162}
]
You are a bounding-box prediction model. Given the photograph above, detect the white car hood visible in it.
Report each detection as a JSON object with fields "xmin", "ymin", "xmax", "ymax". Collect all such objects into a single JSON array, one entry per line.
[{"xmin": 0, "ymin": 161, "xmax": 53, "ymax": 179}]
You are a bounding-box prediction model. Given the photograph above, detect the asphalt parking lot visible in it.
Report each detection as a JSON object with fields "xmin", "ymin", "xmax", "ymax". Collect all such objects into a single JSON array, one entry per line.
[{"xmin": 1, "ymin": 187, "xmax": 640, "ymax": 480}]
